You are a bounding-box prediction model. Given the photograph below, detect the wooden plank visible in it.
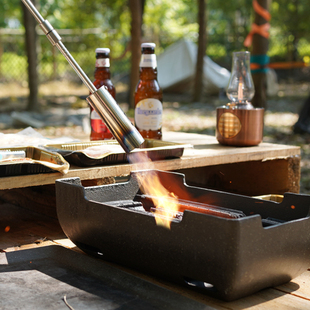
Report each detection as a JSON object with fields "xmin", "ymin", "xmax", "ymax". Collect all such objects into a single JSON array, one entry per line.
[
  {"xmin": 276, "ymin": 271, "xmax": 310, "ymax": 301},
  {"xmin": 0, "ymin": 203, "xmax": 66, "ymax": 251},
  {"xmin": 0, "ymin": 185, "xmax": 58, "ymax": 218},
  {"xmin": 0, "ymin": 157, "xmax": 299, "ymax": 216},
  {"xmin": 140, "ymin": 270, "xmax": 310, "ymax": 309},
  {"xmin": 97, "ymin": 259, "xmax": 310, "ymax": 310},
  {"xmin": 287, "ymin": 156, "xmax": 301, "ymax": 193},
  {"xmin": 217, "ymin": 287, "xmax": 310, "ymax": 309},
  {"xmin": 0, "ymin": 132, "xmax": 300, "ymax": 190},
  {"xmin": 177, "ymin": 156, "xmax": 300, "ymax": 195},
  {"xmin": 0, "ymin": 178, "xmax": 116, "ymax": 217},
  {"xmin": 1, "ymin": 203, "xmax": 310, "ymax": 309}
]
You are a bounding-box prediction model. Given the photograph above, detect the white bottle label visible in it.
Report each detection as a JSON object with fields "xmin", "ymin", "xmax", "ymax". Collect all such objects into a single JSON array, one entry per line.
[
  {"xmin": 96, "ymin": 58, "xmax": 110, "ymax": 67},
  {"xmin": 90, "ymin": 110, "xmax": 109, "ymax": 133},
  {"xmin": 140, "ymin": 54, "xmax": 157, "ymax": 68},
  {"xmin": 135, "ymin": 98, "xmax": 163, "ymax": 130}
]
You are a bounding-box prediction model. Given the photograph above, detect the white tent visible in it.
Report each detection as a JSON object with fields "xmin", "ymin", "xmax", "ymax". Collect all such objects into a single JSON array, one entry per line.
[{"xmin": 157, "ymin": 39, "xmax": 231, "ymax": 95}]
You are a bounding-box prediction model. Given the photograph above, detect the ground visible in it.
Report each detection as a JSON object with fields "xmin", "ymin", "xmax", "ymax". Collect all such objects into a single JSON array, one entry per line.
[{"xmin": 1, "ymin": 80, "xmax": 310, "ymax": 194}]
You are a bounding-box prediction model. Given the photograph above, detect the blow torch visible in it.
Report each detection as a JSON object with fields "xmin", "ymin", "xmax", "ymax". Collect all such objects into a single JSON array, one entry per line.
[{"xmin": 21, "ymin": 0, "xmax": 144, "ymax": 153}]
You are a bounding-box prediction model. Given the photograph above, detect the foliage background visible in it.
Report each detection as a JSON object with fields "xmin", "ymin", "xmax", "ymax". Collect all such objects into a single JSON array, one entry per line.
[
  {"xmin": 1, "ymin": 1, "xmax": 310, "ymax": 195},
  {"xmin": 1, "ymin": 0, "xmax": 310, "ymax": 86}
]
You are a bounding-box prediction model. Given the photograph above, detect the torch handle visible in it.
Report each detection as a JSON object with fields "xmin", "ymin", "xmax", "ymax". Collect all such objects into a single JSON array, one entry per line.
[
  {"xmin": 21, "ymin": 0, "xmax": 97, "ymax": 94},
  {"xmin": 21, "ymin": 0, "xmax": 145, "ymax": 153}
]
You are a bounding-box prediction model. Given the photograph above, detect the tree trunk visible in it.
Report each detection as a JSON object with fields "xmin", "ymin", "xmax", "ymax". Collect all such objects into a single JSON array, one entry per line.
[
  {"xmin": 128, "ymin": 0, "xmax": 143, "ymax": 109},
  {"xmin": 22, "ymin": 0, "xmax": 39, "ymax": 111},
  {"xmin": 193, "ymin": 0, "xmax": 207, "ymax": 103},
  {"xmin": 0, "ymin": 35, "xmax": 3, "ymax": 78},
  {"xmin": 251, "ymin": 0, "xmax": 269, "ymax": 109}
]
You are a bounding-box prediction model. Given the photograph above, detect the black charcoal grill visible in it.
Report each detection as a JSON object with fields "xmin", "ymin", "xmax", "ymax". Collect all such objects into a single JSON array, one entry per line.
[{"xmin": 55, "ymin": 170, "xmax": 310, "ymax": 301}]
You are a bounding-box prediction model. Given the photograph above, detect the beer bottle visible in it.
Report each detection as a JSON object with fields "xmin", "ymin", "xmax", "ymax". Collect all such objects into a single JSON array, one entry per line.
[
  {"xmin": 134, "ymin": 43, "xmax": 163, "ymax": 140},
  {"xmin": 90, "ymin": 48, "xmax": 115, "ymax": 140}
]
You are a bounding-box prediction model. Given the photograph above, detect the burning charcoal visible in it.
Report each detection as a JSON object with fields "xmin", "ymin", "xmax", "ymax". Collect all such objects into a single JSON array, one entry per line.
[
  {"xmin": 136, "ymin": 194, "xmax": 245, "ymax": 219},
  {"xmin": 175, "ymin": 201, "xmax": 245, "ymax": 219},
  {"xmin": 134, "ymin": 194, "xmax": 153, "ymax": 212},
  {"xmin": 150, "ymin": 207, "xmax": 183, "ymax": 222}
]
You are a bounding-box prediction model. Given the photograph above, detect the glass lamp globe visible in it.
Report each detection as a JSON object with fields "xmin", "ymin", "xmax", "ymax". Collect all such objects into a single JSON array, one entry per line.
[{"xmin": 226, "ymin": 51, "xmax": 255, "ymax": 108}]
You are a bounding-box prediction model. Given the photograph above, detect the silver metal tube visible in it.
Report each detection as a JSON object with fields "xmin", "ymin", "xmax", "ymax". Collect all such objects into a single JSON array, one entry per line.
[
  {"xmin": 87, "ymin": 88, "xmax": 144, "ymax": 152},
  {"xmin": 55, "ymin": 41, "xmax": 96, "ymax": 93},
  {"xmin": 21, "ymin": 0, "xmax": 44, "ymax": 24},
  {"xmin": 21, "ymin": 0, "xmax": 96, "ymax": 93},
  {"xmin": 21, "ymin": 0, "xmax": 144, "ymax": 153}
]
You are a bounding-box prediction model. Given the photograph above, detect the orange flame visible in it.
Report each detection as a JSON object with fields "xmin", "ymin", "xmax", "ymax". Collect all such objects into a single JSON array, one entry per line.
[
  {"xmin": 128, "ymin": 153, "xmax": 231, "ymax": 227},
  {"xmin": 129, "ymin": 152, "xmax": 180, "ymax": 229}
]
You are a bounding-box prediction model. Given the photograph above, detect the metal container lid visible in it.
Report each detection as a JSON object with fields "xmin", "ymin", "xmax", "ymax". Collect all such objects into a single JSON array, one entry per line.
[
  {"xmin": 141, "ymin": 43, "xmax": 156, "ymax": 48},
  {"xmin": 95, "ymin": 48, "xmax": 110, "ymax": 54}
]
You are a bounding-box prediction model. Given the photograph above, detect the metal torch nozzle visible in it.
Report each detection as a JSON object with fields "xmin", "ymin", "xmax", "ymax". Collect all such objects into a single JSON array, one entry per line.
[
  {"xmin": 87, "ymin": 87, "xmax": 144, "ymax": 152},
  {"xmin": 21, "ymin": 0, "xmax": 144, "ymax": 153}
]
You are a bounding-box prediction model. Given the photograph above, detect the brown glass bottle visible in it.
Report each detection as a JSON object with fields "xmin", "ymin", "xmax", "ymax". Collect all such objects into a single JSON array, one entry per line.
[
  {"xmin": 90, "ymin": 48, "xmax": 115, "ymax": 140},
  {"xmin": 134, "ymin": 43, "xmax": 163, "ymax": 140}
]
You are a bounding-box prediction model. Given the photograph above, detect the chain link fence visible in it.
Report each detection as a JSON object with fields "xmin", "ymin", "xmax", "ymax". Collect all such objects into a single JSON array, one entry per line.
[
  {"xmin": 0, "ymin": 28, "xmax": 131, "ymax": 86},
  {"xmin": 1, "ymin": 27, "xmax": 310, "ymax": 89}
]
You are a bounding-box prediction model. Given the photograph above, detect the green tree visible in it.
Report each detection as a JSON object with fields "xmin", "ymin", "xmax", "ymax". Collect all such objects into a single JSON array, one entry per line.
[
  {"xmin": 22, "ymin": 0, "xmax": 39, "ymax": 111},
  {"xmin": 143, "ymin": 0, "xmax": 197, "ymax": 49},
  {"xmin": 270, "ymin": 0, "xmax": 310, "ymax": 61},
  {"xmin": 128, "ymin": 0, "xmax": 143, "ymax": 108},
  {"xmin": 206, "ymin": 0, "xmax": 253, "ymax": 62},
  {"xmin": 193, "ymin": 0, "xmax": 207, "ymax": 103},
  {"xmin": 251, "ymin": 0, "xmax": 270, "ymax": 109},
  {"xmin": 0, "ymin": 0, "xmax": 22, "ymax": 28}
]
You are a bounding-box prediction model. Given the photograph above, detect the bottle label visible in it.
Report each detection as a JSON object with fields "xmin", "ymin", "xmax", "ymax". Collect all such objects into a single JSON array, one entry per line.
[
  {"xmin": 96, "ymin": 58, "xmax": 110, "ymax": 67},
  {"xmin": 90, "ymin": 110, "xmax": 109, "ymax": 133},
  {"xmin": 140, "ymin": 54, "xmax": 157, "ymax": 68},
  {"xmin": 135, "ymin": 98, "xmax": 162, "ymax": 130}
]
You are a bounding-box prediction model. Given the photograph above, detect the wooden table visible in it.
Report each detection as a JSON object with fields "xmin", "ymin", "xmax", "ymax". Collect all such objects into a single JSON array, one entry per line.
[
  {"xmin": 0, "ymin": 131, "xmax": 301, "ymax": 196},
  {"xmin": 0, "ymin": 132, "xmax": 309, "ymax": 309},
  {"xmin": 1, "ymin": 201, "xmax": 310, "ymax": 309}
]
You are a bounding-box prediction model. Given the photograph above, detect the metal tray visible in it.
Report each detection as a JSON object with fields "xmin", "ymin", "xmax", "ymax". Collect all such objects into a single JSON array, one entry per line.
[
  {"xmin": 0, "ymin": 146, "xmax": 69, "ymax": 177},
  {"xmin": 0, "ymin": 245, "xmax": 206, "ymax": 310},
  {"xmin": 56, "ymin": 170, "xmax": 310, "ymax": 301},
  {"xmin": 45, "ymin": 139, "xmax": 190, "ymax": 167}
]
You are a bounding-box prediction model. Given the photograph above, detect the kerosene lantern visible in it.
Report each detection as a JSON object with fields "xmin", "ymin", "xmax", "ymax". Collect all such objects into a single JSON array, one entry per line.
[{"xmin": 216, "ymin": 51, "xmax": 264, "ymax": 146}]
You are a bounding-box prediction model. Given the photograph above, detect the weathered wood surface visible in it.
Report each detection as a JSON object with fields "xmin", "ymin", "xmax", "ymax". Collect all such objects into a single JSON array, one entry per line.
[
  {"xmin": 0, "ymin": 202, "xmax": 65, "ymax": 250},
  {"xmin": 0, "ymin": 132, "xmax": 306, "ymax": 309},
  {"xmin": 0, "ymin": 203, "xmax": 310, "ymax": 309},
  {"xmin": 0, "ymin": 132, "xmax": 300, "ymax": 192}
]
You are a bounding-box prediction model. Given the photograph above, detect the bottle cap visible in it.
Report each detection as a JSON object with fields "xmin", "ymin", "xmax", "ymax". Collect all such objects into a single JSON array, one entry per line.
[
  {"xmin": 95, "ymin": 48, "xmax": 110, "ymax": 54},
  {"xmin": 141, "ymin": 43, "xmax": 156, "ymax": 49}
]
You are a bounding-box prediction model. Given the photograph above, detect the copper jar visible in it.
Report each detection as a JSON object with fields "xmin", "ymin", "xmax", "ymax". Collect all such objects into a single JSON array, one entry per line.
[{"xmin": 216, "ymin": 104, "xmax": 264, "ymax": 146}]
